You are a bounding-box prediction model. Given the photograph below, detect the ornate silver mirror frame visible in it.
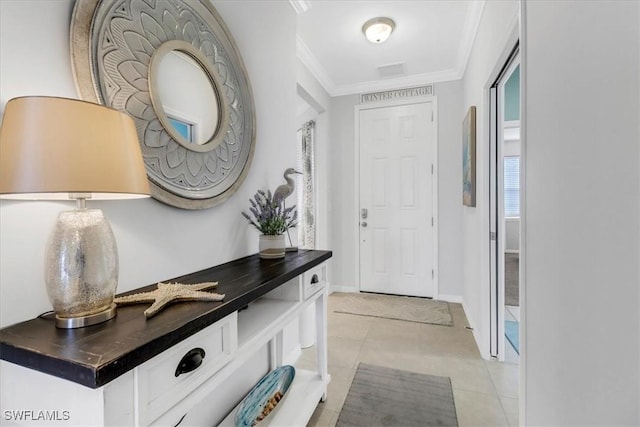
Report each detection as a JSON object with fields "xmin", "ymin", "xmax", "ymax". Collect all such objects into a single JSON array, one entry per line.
[{"xmin": 70, "ymin": 0, "xmax": 256, "ymax": 209}]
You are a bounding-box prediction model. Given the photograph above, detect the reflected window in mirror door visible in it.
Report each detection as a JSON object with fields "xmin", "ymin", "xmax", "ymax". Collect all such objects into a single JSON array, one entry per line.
[{"xmin": 504, "ymin": 156, "xmax": 520, "ymax": 217}]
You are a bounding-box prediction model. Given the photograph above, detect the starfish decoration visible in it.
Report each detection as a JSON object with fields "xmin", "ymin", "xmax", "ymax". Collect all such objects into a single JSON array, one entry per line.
[{"xmin": 114, "ymin": 282, "xmax": 225, "ymax": 319}]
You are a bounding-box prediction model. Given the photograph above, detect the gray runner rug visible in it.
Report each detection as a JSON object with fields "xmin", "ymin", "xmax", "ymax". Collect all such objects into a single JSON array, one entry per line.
[
  {"xmin": 332, "ymin": 292, "xmax": 453, "ymax": 326},
  {"xmin": 336, "ymin": 363, "xmax": 459, "ymax": 427}
]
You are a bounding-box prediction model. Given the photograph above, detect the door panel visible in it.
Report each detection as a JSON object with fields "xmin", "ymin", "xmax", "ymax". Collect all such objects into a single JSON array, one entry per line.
[
  {"xmin": 372, "ymin": 229, "xmax": 389, "ymax": 274},
  {"xmin": 400, "ymin": 157, "xmax": 417, "ymax": 207},
  {"xmin": 359, "ymin": 102, "xmax": 434, "ymax": 297},
  {"xmin": 400, "ymin": 228, "xmax": 417, "ymax": 275},
  {"xmin": 372, "ymin": 158, "xmax": 388, "ymax": 206}
]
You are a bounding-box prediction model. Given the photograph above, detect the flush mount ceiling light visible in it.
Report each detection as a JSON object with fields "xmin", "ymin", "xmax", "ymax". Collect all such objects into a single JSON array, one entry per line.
[{"xmin": 362, "ymin": 17, "xmax": 395, "ymax": 44}]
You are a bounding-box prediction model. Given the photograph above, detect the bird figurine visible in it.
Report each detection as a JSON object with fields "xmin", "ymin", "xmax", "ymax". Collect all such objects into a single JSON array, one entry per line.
[
  {"xmin": 273, "ymin": 168, "xmax": 302, "ymax": 205},
  {"xmin": 273, "ymin": 168, "xmax": 302, "ymax": 248}
]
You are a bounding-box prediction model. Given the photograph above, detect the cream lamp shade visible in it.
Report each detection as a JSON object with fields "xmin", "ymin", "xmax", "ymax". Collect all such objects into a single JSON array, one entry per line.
[
  {"xmin": 0, "ymin": 96, "xmax": 150, "ymax": 329},
  {"xmin": 0, "ymin": 96, "xmax": 150, "ymax": 199}
]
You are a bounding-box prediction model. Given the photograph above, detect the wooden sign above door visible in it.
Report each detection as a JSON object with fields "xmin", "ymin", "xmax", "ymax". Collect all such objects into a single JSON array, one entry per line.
[{"xmin": 360, "ymin": 85, "xmax": 433, "ymax": 104}]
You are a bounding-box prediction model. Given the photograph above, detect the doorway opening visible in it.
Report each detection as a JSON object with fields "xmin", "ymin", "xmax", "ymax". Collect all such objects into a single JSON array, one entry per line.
[{"xmin": 489, "ymin": 45, "xmax": 520, "ymax": 362}]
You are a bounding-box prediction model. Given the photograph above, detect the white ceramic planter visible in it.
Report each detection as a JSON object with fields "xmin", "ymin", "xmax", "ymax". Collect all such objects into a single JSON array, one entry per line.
[{"xmin": 259, "ymin": 234, "xmax": 286, "ymax": 259}]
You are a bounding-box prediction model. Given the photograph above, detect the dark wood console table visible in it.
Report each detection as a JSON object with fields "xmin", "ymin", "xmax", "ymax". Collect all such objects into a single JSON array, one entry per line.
[{"xmin": 0, "ymin": 249, "xmax": 332, "ymax": 426}]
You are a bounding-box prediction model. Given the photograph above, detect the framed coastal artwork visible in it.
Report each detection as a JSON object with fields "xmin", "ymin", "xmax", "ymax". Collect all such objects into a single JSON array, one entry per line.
[{"xmin": 463, "ymin": 106, "xmax": 477, "ymax": 207}]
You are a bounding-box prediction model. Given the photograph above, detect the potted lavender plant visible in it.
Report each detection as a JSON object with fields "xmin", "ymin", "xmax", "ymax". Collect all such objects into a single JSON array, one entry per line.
[{"xmin": 242, "ymin": 189, "xmax": 297, "ymax": 259}]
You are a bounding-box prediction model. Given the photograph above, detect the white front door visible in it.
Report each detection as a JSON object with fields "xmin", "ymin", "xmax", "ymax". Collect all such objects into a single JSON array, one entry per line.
[{"xmin": 359, "ymin": 101, "xmax": 436, "ymax": 297}]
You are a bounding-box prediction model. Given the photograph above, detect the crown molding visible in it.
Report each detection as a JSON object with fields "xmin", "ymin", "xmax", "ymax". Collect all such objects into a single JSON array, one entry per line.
[
  {"xmin": 289, "ymin": 0, "xmax": 311, "ymax": 15},
  {"xmin": 297, "ymin": 38, "xmax": 462, "ymax": 97},
  {"xmin": 296, "ymin": 35, "xmax": 337, "ymax": 94},
  {"xmin": 456, "ymin": 0, "xmax": 486, "ymax": 78}
]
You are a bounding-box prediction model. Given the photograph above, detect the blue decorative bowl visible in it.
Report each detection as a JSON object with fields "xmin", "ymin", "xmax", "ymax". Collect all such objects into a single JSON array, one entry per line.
[{"xmin": 234, "ymin": 365, "xmax": 295, "ymax": 427}]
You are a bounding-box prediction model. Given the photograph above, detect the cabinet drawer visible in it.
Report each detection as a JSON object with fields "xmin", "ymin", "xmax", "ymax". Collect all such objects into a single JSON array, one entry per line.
[
  {"xmin": 303, "ymin": 263, "xmax": 327, "ymax": 300},
  {"xmin": 137, "ymin": 312, "xmax": 238, "ymax": 425}
]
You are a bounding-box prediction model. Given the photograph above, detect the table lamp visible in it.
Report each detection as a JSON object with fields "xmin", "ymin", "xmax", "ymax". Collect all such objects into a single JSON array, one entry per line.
[{"xmin": 0, "ymin": 96, "xmax": 150, "ymax": 328}]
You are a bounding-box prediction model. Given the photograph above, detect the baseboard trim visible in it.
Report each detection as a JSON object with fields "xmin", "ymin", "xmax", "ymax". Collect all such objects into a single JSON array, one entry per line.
[
  {"xmin": 505, "ymin": 250, "xmax": 520, "ymax": 254},
  {"xmin": 438, "ymin": 294, "xmax": 463, "ymax": 303},
  {"xmin": 330, "ymin": 287, "xmax": 461, "ymax": 303},
  {"xmin": 330, "ymin": 285, "xmax": 357, "ymax": 294},
  {"xmin": 461, "ymin": 299, "xmax": 491, "ymax": 360}
]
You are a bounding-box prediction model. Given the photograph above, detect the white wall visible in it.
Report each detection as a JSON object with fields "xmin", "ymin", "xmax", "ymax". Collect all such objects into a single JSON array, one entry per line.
[
  {"xmin": 460, "ymin": 0, "xmax": 520, "ymax": 358},
  {"xmin": 434, "ymin": 80, "xmax": 464, "ymax": 300},
  {"xmin": 523, "ymin": 1, "xmax": 639, "ymax": 424},
  {"xmin": 297, "ymin": 59, "xmax": 330, "ymax": 116},
  {"xmin": 327, "ymin": 93, "xmax": 360, "ymax": 291},
  {"xmin": 326, "ymin": 81, "xmax": 464, "ymax": 299},
  {"xmin": 0, "ymin": 0, "xmax": 298, "ymax": 327}
]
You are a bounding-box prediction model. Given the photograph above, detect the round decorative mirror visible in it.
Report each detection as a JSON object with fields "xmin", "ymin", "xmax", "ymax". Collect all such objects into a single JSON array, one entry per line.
[
  {"xmin": 149, "ymin": 41, "xmax": 227, "ymax": 152},
  {"xmin": 70, "ymin": 0, "xmax": 255, "ymax": 209}
]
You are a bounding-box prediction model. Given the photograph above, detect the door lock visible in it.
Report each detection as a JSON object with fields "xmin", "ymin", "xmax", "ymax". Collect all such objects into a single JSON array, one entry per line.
[{"xmin": 361, "ymin": 208, "xmax": 368, "ymax": 219}]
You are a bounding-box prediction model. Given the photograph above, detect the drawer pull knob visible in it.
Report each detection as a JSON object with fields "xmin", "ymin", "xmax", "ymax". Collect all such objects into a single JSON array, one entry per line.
[
  {"xmin": 311, "ymin": 274, "xmax": 319, "ymax": 284},
  {"xmin": 175, "ymin": 348, "xmax": 205, "ymax": 377}
]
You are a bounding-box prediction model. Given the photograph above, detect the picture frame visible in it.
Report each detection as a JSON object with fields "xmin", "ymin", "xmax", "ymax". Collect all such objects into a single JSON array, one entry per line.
[{"xmin": 463, "ymin": 106, "xmax": 477, "ymax": 207}]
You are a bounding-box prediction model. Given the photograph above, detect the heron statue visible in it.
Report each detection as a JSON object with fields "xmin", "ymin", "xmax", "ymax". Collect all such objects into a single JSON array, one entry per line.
[{"xmin": 274, "ymin": 168, "xmax": 302, "ymax": 248}]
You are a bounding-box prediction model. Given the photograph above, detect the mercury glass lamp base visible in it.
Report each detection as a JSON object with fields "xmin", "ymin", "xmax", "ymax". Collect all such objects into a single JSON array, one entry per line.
[
  {"xmin": 45, "ymin": 208, "xmax": 119, "ymax": 329},
  {"xmin": 55, "ymin": 304, "xmax": 117, "ymax": 329}
]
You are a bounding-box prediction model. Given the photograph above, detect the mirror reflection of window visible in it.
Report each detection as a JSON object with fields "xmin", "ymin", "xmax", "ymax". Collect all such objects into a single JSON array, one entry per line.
[
  {"xmin": 155, "ymin": 50, "xmax": 218, "ymax": 145},
  {"xmin": 168, "ymin": 116, "xmax": 194, "ymax": 143},
  {"xmin": 504, "ymin": 156, "xmax": 520, "ymax": 217}
]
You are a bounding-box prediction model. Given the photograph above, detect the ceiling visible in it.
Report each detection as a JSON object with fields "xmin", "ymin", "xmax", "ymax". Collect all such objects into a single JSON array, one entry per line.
[{"xmin": 294, "ymin": 0, "xmax": 485, "ymax": 97}]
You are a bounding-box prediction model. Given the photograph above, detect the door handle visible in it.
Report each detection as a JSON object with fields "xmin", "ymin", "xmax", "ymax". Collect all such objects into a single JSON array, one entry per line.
[{"xmin": 361, "ymin": 221, "xmax": 367, "ymax": 227}]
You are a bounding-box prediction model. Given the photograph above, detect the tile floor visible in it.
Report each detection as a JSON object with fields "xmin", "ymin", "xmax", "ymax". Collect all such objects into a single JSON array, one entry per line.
[{"xmin": 298, "ymin": 293, "xmax": 520, "ymax": 426}]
